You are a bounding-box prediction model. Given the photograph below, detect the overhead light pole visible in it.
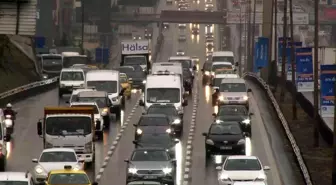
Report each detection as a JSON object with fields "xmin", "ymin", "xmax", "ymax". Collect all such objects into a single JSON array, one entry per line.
[
  {"xmin": 280, "ymin": 0, "xmax": 288, "ymax": 102},
  {"xmin": 81, "ymin": 0, "xmax": 85, "ymax": 55},
  {"xmin": 313, "ymin": 0, "xmax": 319, "ymax": 147}
]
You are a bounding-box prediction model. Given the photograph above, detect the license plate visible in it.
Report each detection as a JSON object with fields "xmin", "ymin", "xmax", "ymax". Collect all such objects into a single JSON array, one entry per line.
[
  {"xmin": 143, "ymin": 175, "xmax": 157, "ymax": 179},
  {"xmin": 220, "ymin": 146, "xmax": 232, "ymax": 150}
]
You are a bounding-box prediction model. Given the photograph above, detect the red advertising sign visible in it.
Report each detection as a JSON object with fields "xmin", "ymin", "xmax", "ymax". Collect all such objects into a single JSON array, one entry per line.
[{"xmin": 323, "ymin": 7, "xmax": 336, "ymax": 20}]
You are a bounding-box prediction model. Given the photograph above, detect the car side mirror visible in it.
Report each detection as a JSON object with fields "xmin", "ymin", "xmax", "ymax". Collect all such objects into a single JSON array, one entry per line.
[
  {"xmin": 124, "ymin": 159, "xmax": 130, "ymax": 163},
  {"xmin": 263, "ymin": 166, "xmax": 270, "ymax": 170},
  {"xmin": 212, "ymin": 113, "xmax": 216, "ymax": 117},
  {"xmin": 235, "ymin": 62, "xmax": 239, "ymax": 66},
  {"xmin": 247, "ymin": 89, "xmax": 252, "ymax": 92},
  {"xmin": 202, "ymin": 132, "xmax": 207, "ymax": 136},
  {"xmin": 182, "ymin": 99, "xmax": 188, "ymax": 106},
  {"xmin": 78, "ymin": 158, "xmax": 85, "ymax": 163},
  {"xmin": 32, "ymin": 158, "xmax": 38, "ymax": 163},
  {"xmin": 215, "ymin": 166, "xmax": 222, "ymax": 170},
  {"xmin": 139, "ymin": 99, "xmax": 145, "ymax": 106},
  {"xmin": 244, "ymin": 132, "xmax": 250, "ymax": 137},
  {"xmin": 37, "ymin": 120, "xmax": 42, "ymax": 135},
  {"xmin": 249, "ymin": 113, "xmax": 254, "ymax": 116},
  {"xmin": 92, "ymin": 182, "xmax": 98, "ymax": 185}
]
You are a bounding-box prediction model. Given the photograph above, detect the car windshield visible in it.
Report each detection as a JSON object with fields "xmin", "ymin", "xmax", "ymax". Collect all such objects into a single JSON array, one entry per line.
[
  {"xmin": 63, "ymin": 56, "xmax": 89, "ymax": 68},
  {"xmin": 49, "ymin": 173, "xmax": 90, "ymax": 184},
  {"xmin": 212, "ymin": 64, "xmax": 233, "ymax": 71},
  {"xmin": 220, "ymin": 83, "xmax": 246, "ymax": 92},
  {"xmin": 147, "ymin": 88, "xmax": 180, "ymax": 103},
  {"xmin": 212, "ymin": 56, "xmax": 234, "ymax": 64},
  {"xmin": 218, "ymin": 106, "xmax": 247, "ymax": 116},
  {"xmin": 76, "ymin": 97, "xmax": 107, "ymax": 108},
  {"xmin": 120, "ymin": 77, "xmax": 128, "ymax": 83},
  {"xmin": 71, "ymin": 105, "xmax": 99, "ymax": 114},
  {"xmin": 138, "ymin": 134, "xmax": 173, "ymax": 146},
  {"xmin": 61, "ymin": 72, "xmax": 84, "ymax": 81},
  {"xmin": 45, "ymin": 117, "xmax": 92, "ymax": 136},
  {"xmin": 209, "ymin": 124, "xmax": 242, "ymax": 135},
  {"xmin": 124, "ymin": 56, "xmax": 147, "ymax": 66},
  {"xmin": 42, "ymin": 56, "xmax": 62, "ymax": 65},
  {"xmin": 39, "ymin": 151, "xmax": 77, "ymax": 162},
  {"xmin": 224, "ymin": 159, "xmax": 262, "ymax": 171},
  {"xmin": 147, "ymin": 106, "xmax": 178, "ymax": 116},
  {"xmin": 0, "ymin": 181, "xmax": 28, "ymax": 185},
  {"xmin": 86, "ymin": 81, "xmax": 117, "ymax": 93},
  {"xmin": 119, "ymin": 67, "xmax": 135, "ymax": 74},
  {"xmin": 169, "ymin": 60, "xmax": 192, "ymax": 69},
  {"xmin": 213, "ymin": 78, "xmax": 223, "ymax": 87},
  {"xmin": 139, "ymin": 117, "xmax": 169, "ymax": 126},
  {"xmin": 131, "ymin": 150, "xmax": 169, "ymax": 161}
]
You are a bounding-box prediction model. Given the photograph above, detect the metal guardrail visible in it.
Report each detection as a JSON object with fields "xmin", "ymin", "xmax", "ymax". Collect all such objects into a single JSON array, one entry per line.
[
  {"xmin": 243, "ymin": 72, "xmax": 313, "ymax": 185},
  {"xmin": 0, "ymin": 77, "xmax": 58, "ymax": 100}
]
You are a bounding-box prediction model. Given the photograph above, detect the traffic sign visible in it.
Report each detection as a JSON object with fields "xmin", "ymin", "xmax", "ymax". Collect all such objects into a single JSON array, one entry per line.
[{"xmin": 95, "ymin": 48, "xmax": 109, "ymax": 64}]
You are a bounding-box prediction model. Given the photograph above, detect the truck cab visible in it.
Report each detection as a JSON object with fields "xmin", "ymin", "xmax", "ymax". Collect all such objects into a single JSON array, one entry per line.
[
  {"xmin": 39, "ymin": 54, "xmax": 63, "ymax": 79},
  {"xmin": 37, "ymin": 107, "xmax": 96, "ymax": 165},
  {"xmin": 120, "ymin": 40, "xmax": 151, "ymax": 73}
]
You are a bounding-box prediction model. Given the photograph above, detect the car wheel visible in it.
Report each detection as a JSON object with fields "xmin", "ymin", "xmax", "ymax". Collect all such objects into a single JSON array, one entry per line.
[{"xmin": 115, "ymin": 110, "xmax": 121, "ymax": 120}]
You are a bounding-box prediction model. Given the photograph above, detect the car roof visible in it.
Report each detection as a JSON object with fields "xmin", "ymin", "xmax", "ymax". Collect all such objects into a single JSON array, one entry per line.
[
  {"xmin": 42, "ymin": 148, "xmax": 76, "ymax": 153},
  {"xmin": 70, "ymin": 102, "xmax": 98, "ymax": 106},
  {"xmin": 213, "ymin": 62, "xmax": 232, "ymax": 65},
  {"xmin": 132, "ymin": 148, "xmax": 168, "ymax": 152},
  {"xmin": 61, "ymin": 68, "xmax": 84, "ymax": 72},
  {"xmin": 141, "ymin": 114, "xmax": 168, "ymax": 118},
  {"xmin": 78, "ymin": 91, "xmax": 107, "ymax": 97},
  {"xmin": 0, "ymin": 172, "xmax": 31, "ymax": 181},
  {"xmin": 72, "ymin": 89, "xmax": 96, "ymax": 95},
  {"xmin": 49, "ymin": 169, "xmax": 87, "ymax": 174},
  {"xmin": 219, "ymin": 105, "xmax": 247, "ymax": 109},
  {"xmin": 227, "ymin": 155, "xmax": 259, "ymax": 160},
  {"xmin": 169, "ymin": 56, "xmax": 191, "ymax": 60},
  {"xmin": 221, "ymin": 78, "xmax": 245, "ymax": 83}
]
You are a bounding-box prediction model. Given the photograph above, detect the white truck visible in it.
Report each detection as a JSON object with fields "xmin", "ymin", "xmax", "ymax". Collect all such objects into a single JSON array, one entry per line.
[
  {"xmin": 120, "ymin": 40, "xmax": 151, "ymax": 73},
  {"xmin": 37, "ymin": 107, "xmax": 97, "ymax": 165}
]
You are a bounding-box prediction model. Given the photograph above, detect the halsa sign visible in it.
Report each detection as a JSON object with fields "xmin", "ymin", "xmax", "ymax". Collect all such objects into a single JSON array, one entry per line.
[{"xmin": 121, "ymin": 41, "xmax": 149, "ymax": 54}]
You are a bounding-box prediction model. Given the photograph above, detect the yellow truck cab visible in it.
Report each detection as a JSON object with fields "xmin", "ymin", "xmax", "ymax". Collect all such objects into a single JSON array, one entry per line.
[
  {"xmin": 44, "ymin": 165, "xmax": 97, "ymax": 185},
  {"xmin": 120, "ymin": 73, "xmax": 132, "ymax": 99}
]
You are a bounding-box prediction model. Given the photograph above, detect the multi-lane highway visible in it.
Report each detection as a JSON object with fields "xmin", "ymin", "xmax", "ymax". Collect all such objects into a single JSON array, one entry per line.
[{"xmin": 4, "ymin": 0, "xmax": 306, "ymax": 185}]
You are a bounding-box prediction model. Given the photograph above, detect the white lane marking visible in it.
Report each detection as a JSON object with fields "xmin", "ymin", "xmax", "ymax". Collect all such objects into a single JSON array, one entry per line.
[
  {"xmin": 95, "ymin": 97, "xmax": 140, "ymax": 182},
  {"xmin": 182, "ymin": 81, "xmax": 199, "ymax": 185}
]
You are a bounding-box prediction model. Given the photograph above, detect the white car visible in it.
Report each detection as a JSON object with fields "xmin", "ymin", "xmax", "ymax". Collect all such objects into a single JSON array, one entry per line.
[
  {"xmin": 178, "ymin": 35, "xmax": 187, "ymax": 42},
  {"xmin": 0, "ymin": 172, "xmax": 33, "ymax": 185},
  {"xmin": 69, "ymin": 87, "xmax": 96, "ymax": 104},
  {"xmin": 32, "ymin": 148, "xmax": 84, "ymax": 184},
  {"xmin": 59, "ymin": 68, "xmax": 85, "ymax": 97},
  {"xmin": 178, "ymin": 24, "xmax": 186, "ymax": 28},
  {"xmin": 70, "ymin": 102, "xmax": 105, "ymax": 139},
  {"xmin": 217, "ymin": 156, "xmax": 270, "ymax": 185}
]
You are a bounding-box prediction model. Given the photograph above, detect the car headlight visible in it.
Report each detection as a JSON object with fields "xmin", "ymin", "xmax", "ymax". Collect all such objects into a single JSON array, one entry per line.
[
  {"xmin": 204, "ymin": 71, "xmax": 210, "ymax": 75},
  {"xmin": 255, "ymin": 173, "xmax": 266, "ymax": 181},
  {"xmin": 142, "ymin": 80, "xmax": 146, "ymax": 84},
  {"xmin": 163, "ymin": 167, "xmax": 172, "ymax": 174},
  {"xmin": 136, "ymin": 129, "xmax": 143, "ymax": 134},
  {"xmin": 73, "ymin": 165, "xmax": 81, "ymax": 171},
  {"xmin": 218, "ymin": 96, "xmax": 224, "ymax": 101},
  {"xmin": 219, "ymin": 173, "xmax": 230, "ymax": 181},
  {"xmin": 215, "ymin": 119, "xmax": 223, "ymax": 124},
  {"xmin": 35, "ymin": 166, "xmax": 44, "ymax": 174},
  {"xmin": 237, "ymin": 139, "xmax": 245, "ymax": 145},
  {"xmin": 211, "ymin": 72, "xmax": 215, "ymax": 76},
  {"xmin": 166, "ymin": 128, "xmax": 172, "ymax": 133},
  {"xmin": 42, "ymin": 74, "xmax": 48, "ymax": 79},
  {"xmin": 205, "ymin": 139, "xmax": 214, "ymax": 145},
  {"xmin": 243, "ymin": 96, "xmax": 248, "ymax": 100},
  {"xmin": 173, "ymin": 119, "xmax": 181, "ymax": 124},
  {"xmin": 242, "ymin": 119, "xmax": 250, "ymax": 124},
  {"xmin": 85, "ymin": 142, "xmax": 92, "ymax": 153},
  {"xmin": 128, "ymin": 168, "xmax": 137, "ymax": 174}
]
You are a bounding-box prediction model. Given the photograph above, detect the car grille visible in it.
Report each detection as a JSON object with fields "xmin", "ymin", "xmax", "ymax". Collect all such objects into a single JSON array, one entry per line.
[
  {"xmin": 233, "ymin": 179, "xmax": 255, "ymax": 182},
  {"xmin": 214, "ymin": 140, "xmax": 237, "ymax": 145},
  {"xmin": 227, "ymin": 97, "xmax": 240, "ymax": 100},
  {"xmin": 137, "ymin": 170, "xmax": 163, "ymax": 175}
]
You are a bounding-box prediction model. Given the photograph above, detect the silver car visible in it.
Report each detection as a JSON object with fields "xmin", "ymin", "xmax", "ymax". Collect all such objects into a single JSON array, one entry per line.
[
  {"xmin": 218, "ymin": 78, "xmax": 251, "ymax": 109},
  {"xmin": 32, "ymin": 148, "xmax": 84, "ymax": 184},
  {"xmin": 125, "ymin": 148, "xmax": 176, "ymax": 185}
]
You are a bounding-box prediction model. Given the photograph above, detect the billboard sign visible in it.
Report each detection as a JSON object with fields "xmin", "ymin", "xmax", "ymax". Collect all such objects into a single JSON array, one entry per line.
[
  {"xmin": 253, "ymin": 40, "xmax": 261, "ymax": 73},
  {"xmin": 276, "ymin": 13, "xmax": 309, "ymax": 25},
  {"xmin": 226, "ymin": 12, "xmax": 263, "ymax": 24},
  {"xmin": 258, "ymin": 37, "xmax": 269, "ymax": 68},
  {"xmin": 295, "ymin": 47, "xmax": 313, "ymax": 92},
  {"xmin": 286, "ymin": 42, "xmax": 302, "ymax": 81},
  {"xmin": 95, "ymin": 48, "xmax": 110, "ymax": 64},
  {"xmin": 320, "ymin": 65, "xmax": 336, "ymax": 117},
  {"xmin": 277, "ymin": 37, "xmax": 292, "ymax": 72}
]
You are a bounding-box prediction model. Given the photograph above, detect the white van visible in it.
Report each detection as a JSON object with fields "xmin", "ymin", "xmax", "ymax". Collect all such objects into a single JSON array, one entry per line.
[
  {"xmin": 212, "ymin": 51, "xmax": 237, "ymax": 67},
  {"xmin": 151, "ymin": 62, "xmax": 184, "ymax": 85},
  {"xmin": 85, "ymin": 70, "xmax": 124, "ymax": 119},
  {"xmin": 139, "ymin": 74, "xmax": 188, "ymax": 116},
  {"xmin": 168, "ymin": 56, "xmax": 196, "ymax": 77},
  {"xmin": 211, "ymin": 62, "xmax": 234, "ymax": 76},
  {"xmin": 61, "ymin": 52, "xmax": 89, "ymax": 68},
  {"xmin": 212, "ymin": 73, "xmax": 239, "ymax": 89},
  {"xmin": 217, "ymin": 78, "xmax": 251, "ymax": 109},
  {"xmin": 59, "ymin": 68, "xmax": 85, "ymax": 97}
]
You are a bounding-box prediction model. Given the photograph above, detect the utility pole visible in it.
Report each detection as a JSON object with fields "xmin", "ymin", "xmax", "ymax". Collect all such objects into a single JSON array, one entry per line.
[
  {"xmin": 313, "ymin": 0, "xmax": 320, "ymax": 147},
  {"xmin": 81, "ymin": 0, "xmax": 85, "ymax": 55},
  {"xmin": 250, "ymin": 0, "xmax": 257, "ymax": 72},
  {"xmin": 333, "ymin": 82, "xmax": 336, "ymax": 184},
  {"xmin": 289, "ymin": 0, "xmax": 297, "ymax": 120},
  {"xmin": 273, "ymin": 0, "xmax": 278, "ymax": 89},
  {"xmin": 280, "ymin": 0, "xmax": 288, "ymax": 102},
  {"xmin": 238, "ymin": 1, "xmax": 243, "ymax": 76},
  {"xmin": 246, "ymin": 0, "xmax": 252, "ymax": 72}
]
